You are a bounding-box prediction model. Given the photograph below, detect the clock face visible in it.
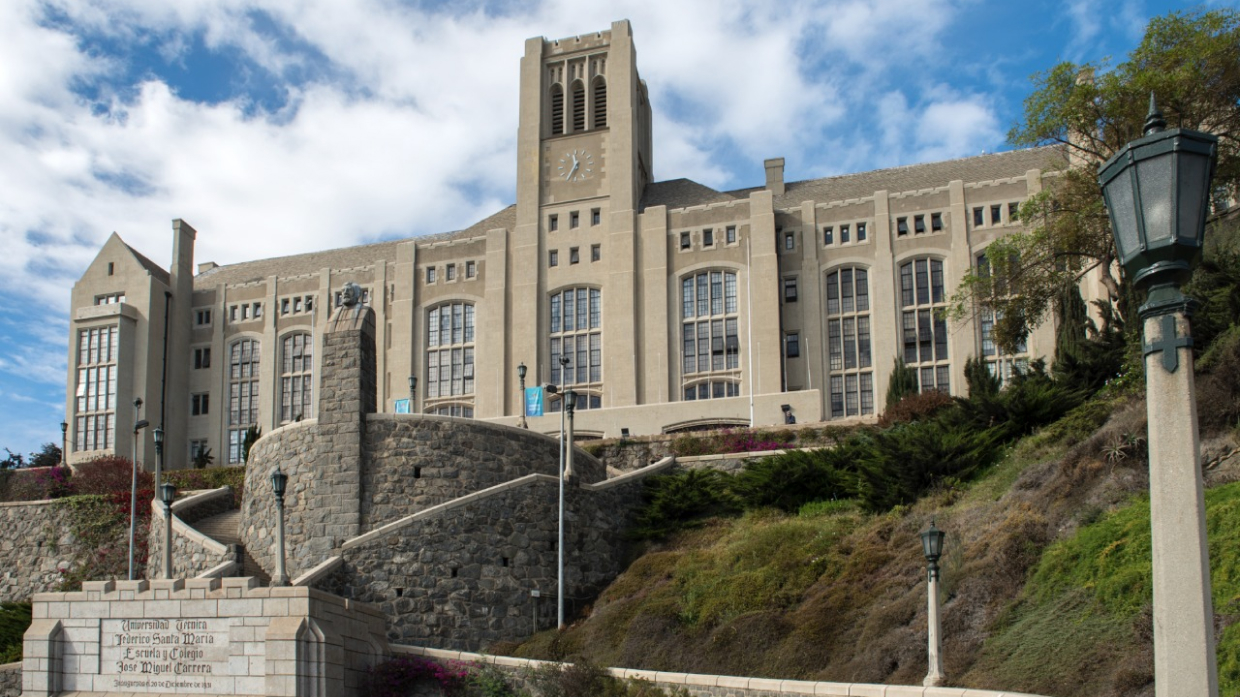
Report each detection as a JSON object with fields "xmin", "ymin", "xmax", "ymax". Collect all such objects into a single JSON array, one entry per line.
[{"xmin": 557, "ymin": 148, "xmax": 595, "ymax": 182}]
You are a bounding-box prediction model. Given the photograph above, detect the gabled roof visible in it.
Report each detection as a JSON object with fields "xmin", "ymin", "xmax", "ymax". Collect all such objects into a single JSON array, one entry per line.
[{"xmin": 123, "ymin": 241, "xmax": 170, "ymax": 285}]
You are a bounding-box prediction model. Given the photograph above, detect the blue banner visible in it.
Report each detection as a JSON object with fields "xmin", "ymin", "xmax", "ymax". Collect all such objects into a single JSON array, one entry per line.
[
  {"xmin": 394, "ymin": 399, "xmax": 410, "ymax": 414},
  {"xmin": 524, "ymin": 387, "xmax": 544, "ymax": 417}
]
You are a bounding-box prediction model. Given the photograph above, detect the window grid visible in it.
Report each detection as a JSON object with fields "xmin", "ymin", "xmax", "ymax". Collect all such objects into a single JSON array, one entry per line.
[
  {"xmin": 977, "ymin": 251, "xmax": 1029, "ymax": 386},
  {"xmin": 227, "ymin": 338, "xmax": 261, "ymax": 463},
  {"xmin": 825, "ymin": 267, "xmax": 874, "ymax": 418},
  {"xmin": 426, "ymin": 303, "xmax": 476, "ymax": 412},
  {"xmin": 75, "ymin": 325, "xmax": 119, "ymax": 452},
  {"xmin": 549, "ymin": 288, "xmax": 603, "ymax": 409},
  {"xmin": 899, "ymin": 258, "xmax": 950, "ymax": 393},
  {"xmin": 681, "ymin": 270, "xmax": 740, "ymax": 400},
  {"xmin": 280, "ymin": 333, "xmax": 313, "ymax": 423}
]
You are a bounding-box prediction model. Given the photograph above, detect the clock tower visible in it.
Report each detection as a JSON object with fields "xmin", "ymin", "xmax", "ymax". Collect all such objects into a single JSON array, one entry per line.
[{"xmin": 502, "ymin": 20, "xmax": 653, "ymax": 414}]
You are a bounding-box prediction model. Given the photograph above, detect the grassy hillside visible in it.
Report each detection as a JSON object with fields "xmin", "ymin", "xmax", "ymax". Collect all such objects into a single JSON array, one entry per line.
[{"xmin": 504, "ymin": 390, "xmax": 1240, "ymax": 697}]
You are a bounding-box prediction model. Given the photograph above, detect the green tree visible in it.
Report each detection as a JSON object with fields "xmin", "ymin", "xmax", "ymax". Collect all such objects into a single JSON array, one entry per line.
[
  {"xmin": 28, "ymin": 443, "xmax": 61, "ymax": 469},
  {"xmin": 242, "ymin": 426, "xmax": 262, "ymax": 464},
  {"xmin": 949, "ymin": 8, "xmax": 1240, "ymax": 351},
  {"xmin": 885, "ymin": 357, "xmax": 919, "ymax": 408},
  {"xmin": 964, "ymin": 356, "xmax": 1001, "ymax": 399}
]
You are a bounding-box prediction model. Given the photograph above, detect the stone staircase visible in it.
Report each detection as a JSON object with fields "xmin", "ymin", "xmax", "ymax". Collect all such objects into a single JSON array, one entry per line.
[{"xmin": 191, "ymin": 509, "xmax": 272, "ymax": 584}]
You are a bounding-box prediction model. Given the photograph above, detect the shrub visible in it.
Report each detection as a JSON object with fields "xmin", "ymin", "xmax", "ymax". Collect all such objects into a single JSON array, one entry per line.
[
  {"xmin": 965, "ymin": 356, "xmax": 1001, "ymax": 398},
  {"xmin": 885, "ymin": 357, "xmax": 919, "ymax": 408},
  {"xmin": 368, "ymin": 655, "xmax": 470, "ymax": 697},
  {"xmin": 5, "ymin": 467, "xmax": 73, "ymax": 501},
  {"xmin": 529, "ymin": 658, "xmax": 685, "ymax": 697},
  {"xmin": 0, "ymin": 602, "xmax": 31, "ymax": 663},
  {"xmin": 464, "ymin": 663, "xmax": 530, "ymax": 697},
  {"xmin": 878, "ymin": 390, "xmax": 955, "ymax": 428},
  {"xmin": 732, "ymin": 449, "xmax": 854, "ymax": 513},
  {"xmin": 630, "ymin": 469, "xmax": 740, "ymax": 540},
  {"xmin": 853, "ymin": 420, "xmax": 1004, "ymax": 512},
  {"xmin": 165, "ymin": 466, "xmax": 246, "ymax": 506},
  {"xmin": 73, "ymin": 456, "xmax": 152, "ymax": 498}
]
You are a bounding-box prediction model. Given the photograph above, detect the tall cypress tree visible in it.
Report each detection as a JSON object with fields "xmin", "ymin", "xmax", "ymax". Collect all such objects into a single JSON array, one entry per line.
[{"xmin": 885, "ymin": 358, "xmax": 919, "ymax": 408}]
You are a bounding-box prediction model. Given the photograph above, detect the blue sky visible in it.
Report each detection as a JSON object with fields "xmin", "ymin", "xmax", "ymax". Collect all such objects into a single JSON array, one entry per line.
[{"xmin": 0, "ymin": 0, "xmax": 1233, "ymax": 459}]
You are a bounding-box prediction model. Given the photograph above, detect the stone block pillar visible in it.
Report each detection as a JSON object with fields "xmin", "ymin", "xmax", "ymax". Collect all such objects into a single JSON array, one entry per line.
[{"xmin": 314, "ymin": 304, "xmax": 377, "ymax": 552}]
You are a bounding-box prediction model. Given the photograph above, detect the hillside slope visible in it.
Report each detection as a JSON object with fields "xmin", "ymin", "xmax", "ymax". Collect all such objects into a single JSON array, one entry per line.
[{"xmin": 505, "ymin": 392, "xmax": 1240, "ymax": 697}]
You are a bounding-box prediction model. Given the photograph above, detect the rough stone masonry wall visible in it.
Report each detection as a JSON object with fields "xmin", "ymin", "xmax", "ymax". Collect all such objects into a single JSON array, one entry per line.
[
  {"xmin": 146, "ymin": 488, "xmax": 237, "ymax": 580},
  {"xmin": 319, "ymin": 473, "xmax": 645, "ymax": 651},
  {"xmin": 243, "ymin": 420, "xmax": 323, "ymax": 581},
  {"xmin": 0, "ymin": 500, "xmax": 80, "ymax": 602},
  {"xmin": 361, "ymin": 415, "xmax": 605, "ymax": 529}
]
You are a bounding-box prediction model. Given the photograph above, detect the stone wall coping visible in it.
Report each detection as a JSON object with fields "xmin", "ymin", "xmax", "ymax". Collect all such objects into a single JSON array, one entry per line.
[
  {"xmin": 366, "ymin": 412, "xmax": 603, "ymax": 469},
  {"xmin": 292, "ymin": 555, "xmax": 343, "ymax": 587},
  {"xmin": 261, "ymin": 417, "xmax": 319, "ymax": 441},
  {"xmin": 194, "ymin": 560, "xmax": 238, "ymax": 579},
  {"xmin": 169, "ymin": 485, "xmax": 233, "ymax": 514},
  {"xmin": 390, "ymin": 645, "xmax": 1050, "ymax": 697},
  {"xmin": 0, "ymin": 496, "xmax": 67, "ymax": 508},
  {"xmin": 149, "ymin": 489, "xmax": 230, "ymax": 555},
  {"xmin": 583, "ymin": 456, "xmax": 676, "ymax": 491},
  {"xmin": 33, "ymin": 578, "xmax": 383, "ymax": 620},
  {"xmin": 342, "ymin": 474, "xmax": 559, "ymax": 550}
]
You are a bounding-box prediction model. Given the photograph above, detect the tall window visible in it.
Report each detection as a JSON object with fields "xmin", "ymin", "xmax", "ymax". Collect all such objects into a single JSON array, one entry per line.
[
  {"xmin": 280, "ymin": 333, "xmax": 313, "ymax": 423},
  {"xmin": 75, "ymin": 325, "xmax": 118, "ymax": 452},
  {"xmin": 426, "ymin": 302, "xmax": 476, "ymax": 415},
  {"xmin": 976, "ymin": 252, "xmax": 1029, "ymax": 384},
  {"xmin": 228, "ymin": 338, "xmax": 261, "ymax": 464},
  {"xmin": 571, "ymin": 81, "xmax": 586, "ymax": 132},
  {"xmin": 899, "ymin": 258, "xmax": 950, "ymax": 392},
  {"xmin": 550, "ymin": 84, "xmax": 564, "ymax": 135},
  {"xmin": 549, "ymin": 287, "xmax": 602, "ymax": 411},
  {"xmin": 826, "ymin": 267, "xmax": 874, "ymax": 418},
  {"xmin": 592, "ymin": 77, "xmax": 607, "ymax": 129},
  {"xmin": 681, "ymin": 270, "xmax": 740, "ymax": 400}
]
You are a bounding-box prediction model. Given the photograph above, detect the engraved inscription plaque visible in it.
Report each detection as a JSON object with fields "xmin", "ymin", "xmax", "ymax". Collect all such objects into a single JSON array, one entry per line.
[{"xmin": 99, "ymin": 618, "xmax": 231, "ymax": 693}]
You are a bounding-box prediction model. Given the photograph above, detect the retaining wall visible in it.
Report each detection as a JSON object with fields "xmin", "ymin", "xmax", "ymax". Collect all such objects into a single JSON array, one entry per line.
[{"xmin": 0, "ymin": 500, "xmax": 80, "ymax": 602}]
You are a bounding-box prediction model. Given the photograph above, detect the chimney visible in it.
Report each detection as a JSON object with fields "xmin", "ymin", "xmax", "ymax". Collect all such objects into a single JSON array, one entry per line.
[{"xmin": 764, "ymin": 157, "xmax": 785, "ymax": 197}]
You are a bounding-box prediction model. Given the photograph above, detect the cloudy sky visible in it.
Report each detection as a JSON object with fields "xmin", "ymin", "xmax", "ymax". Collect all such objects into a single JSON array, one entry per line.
[{"xmin": 0, "ymin": 0, "xmax": 1230, "ymax": 458}]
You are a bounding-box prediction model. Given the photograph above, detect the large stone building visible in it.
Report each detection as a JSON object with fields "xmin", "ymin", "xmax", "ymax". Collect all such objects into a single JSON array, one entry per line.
[{"xmin": 65, "ymin": 20, "xmax": 1065, "ymax": 468}]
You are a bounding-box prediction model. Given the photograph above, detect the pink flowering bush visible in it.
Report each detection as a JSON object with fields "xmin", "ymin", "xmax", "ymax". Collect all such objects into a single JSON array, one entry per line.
[{"xmin": 368, "ymin": 655, "xmax": 472, "ymax": 696}]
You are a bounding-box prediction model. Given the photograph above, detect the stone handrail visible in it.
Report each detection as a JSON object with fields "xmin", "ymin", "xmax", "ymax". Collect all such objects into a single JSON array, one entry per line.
[
  {"xmin": 150, "ymin": 486, "xmax": 231, "ymax": 555},
  {"xmin": 292, "ymin": 555, "xmax": 343, "ymax": 587},
  {"xmin": 392, "ymin": 645, "xmax": 1050, "ymax": 697},
  {"xmin": 582, "ymin": 455, "xmax": 677, "ymax": 491},
  {"xmin": 194, "ymin": 559, "xmax": 238, "ymax": 579}
]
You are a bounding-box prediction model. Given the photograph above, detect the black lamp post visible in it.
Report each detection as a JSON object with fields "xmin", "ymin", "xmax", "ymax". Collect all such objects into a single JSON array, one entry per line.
[
  {"xmin": 920, "ymin": 521, "xmax": 946, "ymax": 686},
  {"xmin": 271, "ymin": 467, "xmax": 290, "ymax": 586},
  {"xmin": 59, "ymin": 420, "xmax": 67, "ymax": 467},
  {"xmin": 153, "ymin": 426, "xmax": 164, "ymax": 490},
  {"xmin": 518, "ymin": 363, "xmax": 528, "ymax": 429},
  {"xmin": 128, "ymin": 398, "xmax": 148, "ymax": 581},
  {"xmin": 160, "ymin": 482, "xmax": 177, "ymax": 579},
  {"xmin": 1099, "ymin": 94, "xmax": 1220, "ymax": 697}
]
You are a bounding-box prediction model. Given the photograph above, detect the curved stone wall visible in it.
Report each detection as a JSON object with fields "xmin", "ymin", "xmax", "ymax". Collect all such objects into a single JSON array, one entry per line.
[
  {"xmin": 242, "ymin": 415, "xmax": 604, "ymax": 581},
  {"xmin": 145, "ymin": 487, "xmax": 237, "ymax": 580}
]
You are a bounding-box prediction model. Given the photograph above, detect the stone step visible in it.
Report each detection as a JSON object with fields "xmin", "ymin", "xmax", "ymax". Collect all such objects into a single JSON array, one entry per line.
[{"xmin": 192, "ymin": 509, "xmax": 242, "ymax": 546}]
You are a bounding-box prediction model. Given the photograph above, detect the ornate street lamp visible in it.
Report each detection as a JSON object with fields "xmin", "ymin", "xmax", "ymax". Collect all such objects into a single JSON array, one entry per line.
[
  {"xmin": 517, "ymin": 363, "xmax": 528, "ymax": 429},
  {"xmin": 920, "ymin": 521, "xmax": 946, "ymax": 687},
  {"xmin": 153, "ymin": 426, "xmax": 164, "ymax": 490},
  {"xmin": 160, "ymin": 482, "xmax": 177, "ymax": 579},
  {"xmin": 563, "ymin": 389, "xmax": 578, "ymax": 480},
  {"xmin": 271, "ymin": 467, "xmax": 290, "ymax": 586},
  {"xmin": 1099, "ymin": 94, "xmax": 1219, "ymax": 697},
  {"xmin": 128, "ymin": 398, "xmax": 148, "ymax": 581}
]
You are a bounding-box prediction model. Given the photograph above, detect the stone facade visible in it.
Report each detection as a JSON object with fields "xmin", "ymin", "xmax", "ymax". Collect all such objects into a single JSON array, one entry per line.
[
  {"xmin": 0, "ymin": 500, "xmax": 80, "ymax": 602},
  {"xmin": 22, "ymin": 578, "xmax": 388, "ymax": 697},
  {"xmin": 146, "ymin": 487, "xmax": 238, "ymax": 580}
]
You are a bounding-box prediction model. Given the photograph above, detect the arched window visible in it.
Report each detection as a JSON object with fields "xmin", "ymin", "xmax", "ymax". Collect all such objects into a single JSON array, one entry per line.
[
  {"xmin": 550, "ymin": 84, "xmax": 565, "ymax": 136},
  {"xmin": 280, "ymin": 333, "xmax": 313, "ymax": 423},
  {"xmin": 899, "ymin": 258, "xmax": 950, "ymax": 392},
  {"xmin": 825, "ymin": 267, "xmax": 873, "ymax": 418},
  {"xmin": 592, "ymin": 77, "xmax": 607, "ymax": 129},
  {"xmin": 681, "ymin": 270, "xmax": 741, "ymax": 400},
  {"xmin": 549, "ymin": 287, "xmax": 602, "ymax": 411},
  {"xmin": 228, "ymin": 338, "xmax": 260, "ymax": 463},
  {"xmin": 571, "ymin": 81, "xmax": 586, "ymax": 133},
  {"xmin": 425, "ymin": 302, "xmax": 475, "ymax": 414}
]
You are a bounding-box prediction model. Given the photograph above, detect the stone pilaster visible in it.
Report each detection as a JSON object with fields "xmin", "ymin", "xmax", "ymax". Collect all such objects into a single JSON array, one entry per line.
[{"xmin": 314, "ymin": 305, "xmax": 377, "ymax": 552}]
